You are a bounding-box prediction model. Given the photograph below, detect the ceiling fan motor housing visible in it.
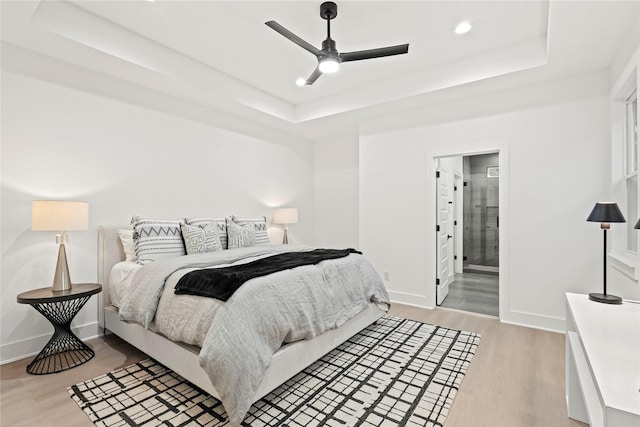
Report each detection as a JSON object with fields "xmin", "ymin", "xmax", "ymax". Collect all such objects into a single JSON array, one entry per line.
[{"xmin": 322, "ymin": 38, "xmax": 338, "ymax": 55}]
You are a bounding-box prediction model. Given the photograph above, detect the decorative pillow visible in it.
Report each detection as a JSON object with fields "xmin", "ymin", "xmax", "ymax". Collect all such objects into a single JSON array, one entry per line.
[
  {"xmin": 226, "ymin": 220, "xmax": 256, "ymax": 249},
  {"xmin": 231, "ymin": 215, "xmax": 270, "ymax": 246},
  {"xmin": 184, "ymin": 217, "xmax": 228, "ymax": 249},
  {"xmin": 181, "ymin": 223, "xmax": 222, "ymax": 255},
  {"xmin": 118, "ymin": 229, "xmax": 137, "ymax": 262},
  {"xmin": 131, "ymin": 216, "xmax": 185, "ymax": 264}
]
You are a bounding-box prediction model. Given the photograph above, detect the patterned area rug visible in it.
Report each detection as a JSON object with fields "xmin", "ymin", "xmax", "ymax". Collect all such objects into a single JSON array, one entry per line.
[{"xmin": 69, "ymin": 316, "xmax": 480, "ymax": 426}]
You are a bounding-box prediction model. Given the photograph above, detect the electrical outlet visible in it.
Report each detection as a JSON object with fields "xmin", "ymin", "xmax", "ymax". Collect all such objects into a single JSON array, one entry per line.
[{"xmin": 383, "ymin": 271, "xmax": 390, "ymax": 281}]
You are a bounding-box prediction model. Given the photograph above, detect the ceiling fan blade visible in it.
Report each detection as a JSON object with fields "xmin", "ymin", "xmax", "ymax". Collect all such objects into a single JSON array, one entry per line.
[
  {"xmin": 302, "ymin": 67, "xmax": 322, "ymax": 85},
  {"xmin": 340, "ymin": 44, "xmax": 409, "ymax": 62},
  {"xmin": 265, "ymin": 21, "xmax": 321, "ymax": 56}
]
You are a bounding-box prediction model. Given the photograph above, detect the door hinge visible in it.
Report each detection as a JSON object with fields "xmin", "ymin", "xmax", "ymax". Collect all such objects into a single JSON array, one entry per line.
[
  {"xmin": 454, "ymin": 220, "xmax": 457, "ymax": 226},
  {"xmin": 464, "ymin": 181, "xmax": 468, "ymax": 186},
  {"xmin": 436, "ymin": 224, "xmax": 440, "ymax": 232},
  {"xmin": 454, "ymin": 255, "xmax": 457, "ymax": 260},
  {"xmin": 436, "ymin": 278, "xmax": 440, "ymax": 285},
  {"xmin": 454, "ymin": 186, "xmax": 457, "ymax": 191},
  {"xmin": 463, "ymin": 256, "xmax": 468, "ymax": 261},
  {"xmin": 436, "ymin": 171, "xmax": 440, "ymax": 178}
]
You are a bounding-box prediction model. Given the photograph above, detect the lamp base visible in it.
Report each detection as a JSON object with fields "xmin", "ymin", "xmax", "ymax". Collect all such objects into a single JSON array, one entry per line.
[
  {"xmin": 588, "ymin": 292, "xmax": 622, "ymax": 304},
  {"xmin": 52, "ymin": 243, "xmax": 72, "ymax": 292}
]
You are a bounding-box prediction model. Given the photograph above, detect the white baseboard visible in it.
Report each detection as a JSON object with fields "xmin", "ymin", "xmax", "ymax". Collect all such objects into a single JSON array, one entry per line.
[
  {"xmin": 389, "ymin": 292, "xmax": 566, "ymax": 333},
  {"xmin": 0, "ymin": 321, "xmax": 102, "ymax": 365},
  {"xmin": 387, "ymin": 290, "xmax": 433, "ymax": 308},
  {"xmin": 500, "ymin": 310, "xmax": 565, "ymax": 333}
]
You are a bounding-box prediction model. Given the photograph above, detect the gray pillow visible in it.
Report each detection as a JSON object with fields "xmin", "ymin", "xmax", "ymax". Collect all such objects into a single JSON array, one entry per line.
[
  {"xmin": 231, "ymin": 215, "xmax": 270, "ymax": 245},
  {"xmin": 227, "ymin": 220, "xmax": 256, "ymax": 249},
  {"xmin": 181, "ymin": 223, "xmax": 222, "ymax": 255},
  {"xmin": 184, "ymin": 217, "xmax": 228, "ymax": 249}
]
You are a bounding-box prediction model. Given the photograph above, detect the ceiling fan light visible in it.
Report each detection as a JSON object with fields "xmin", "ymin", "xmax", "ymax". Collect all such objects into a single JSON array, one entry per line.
[
  {"xmin": 319, "ymin": 57, "xmax": 340, "ymax": 73},
  {"xmin": 295, "ymin": 78, "xmax": 307, "ymax": 86}
]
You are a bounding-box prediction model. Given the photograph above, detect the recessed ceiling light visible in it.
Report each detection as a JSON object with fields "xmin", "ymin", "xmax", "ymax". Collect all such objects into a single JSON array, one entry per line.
[
  {"xmin": 455, "ymin": 21, "xmax": 471, "ymax": 35},
  {"xmin": 295, "ymin": 78, "xmax": 306, "ymax": 87}
]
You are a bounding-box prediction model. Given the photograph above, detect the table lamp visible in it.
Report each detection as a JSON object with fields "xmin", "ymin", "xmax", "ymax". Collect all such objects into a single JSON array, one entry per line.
[
  {"xmin": 273, "ymin": 208, "xmax": 298, "ymax": 244},
  {"xmin": 32, "ymin": 200, "xmax": 89, "ymax": 292},
  {"xmin": 586, "ymin": 202, "xmax": 625, "ymax": 304}
]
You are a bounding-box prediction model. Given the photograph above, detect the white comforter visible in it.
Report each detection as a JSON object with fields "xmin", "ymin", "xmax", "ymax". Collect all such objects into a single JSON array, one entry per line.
[{"xmin": 118, "ymin": 245, "xmax": 390, "ymax": 426}]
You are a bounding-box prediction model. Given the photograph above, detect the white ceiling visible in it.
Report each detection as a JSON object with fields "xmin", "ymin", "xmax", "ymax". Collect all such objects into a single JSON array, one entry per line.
[{"xmin": 1, "ymin": 1, "xmax": 638, "ymax": 141}]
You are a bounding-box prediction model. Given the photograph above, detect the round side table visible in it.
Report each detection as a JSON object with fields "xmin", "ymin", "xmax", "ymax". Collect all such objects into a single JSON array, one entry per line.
[{"xmin": 17, "ymin": 283, "xmax": 102, "ymax": 375}]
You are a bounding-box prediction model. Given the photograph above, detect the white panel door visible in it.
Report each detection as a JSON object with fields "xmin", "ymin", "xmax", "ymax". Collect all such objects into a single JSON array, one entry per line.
[{"xmin": 436, "ymin": 169, "xmax": 453, "ymax": 305}]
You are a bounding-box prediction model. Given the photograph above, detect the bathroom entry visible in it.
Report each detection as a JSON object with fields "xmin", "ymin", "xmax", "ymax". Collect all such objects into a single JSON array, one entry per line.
[{"xmin": 436, "ymin": 152, "xmax": 499, "ymax": 317}]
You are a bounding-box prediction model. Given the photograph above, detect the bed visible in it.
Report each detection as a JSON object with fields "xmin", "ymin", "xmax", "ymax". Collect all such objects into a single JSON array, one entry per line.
[{"xmin": 97, "ymin": 225, "xmax": 389, "ymax": 425}]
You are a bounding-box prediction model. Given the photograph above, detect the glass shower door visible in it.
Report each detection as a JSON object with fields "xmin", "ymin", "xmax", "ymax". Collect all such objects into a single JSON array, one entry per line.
[{"xmin": 463, "ymin": 153, "xmax": 499, "ymax": 270}]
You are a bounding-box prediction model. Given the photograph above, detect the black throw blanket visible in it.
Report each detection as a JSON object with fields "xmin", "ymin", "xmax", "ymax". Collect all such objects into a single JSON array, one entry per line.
[{"xmin": 174, "ymin": 248, "xmax": 361, "ymax": 301}]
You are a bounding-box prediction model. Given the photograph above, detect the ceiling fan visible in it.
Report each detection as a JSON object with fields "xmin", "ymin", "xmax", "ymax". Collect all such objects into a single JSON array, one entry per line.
[{"xmin": 266, "ymin": 1, "xmax": 409, "ymax": 86}]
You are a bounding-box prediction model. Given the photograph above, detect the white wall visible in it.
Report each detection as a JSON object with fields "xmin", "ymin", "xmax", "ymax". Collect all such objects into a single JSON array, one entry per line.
[
  {"xmin": 312, "ymin": 135, "xmax": 359, "ymax": 248},
  {"xmin": 360, "ymin": 72, "xmax": 618, "ymax": 332},
  {"xmin": 1, "ymin": 72, "xmax": 314, "ymax": 363}
]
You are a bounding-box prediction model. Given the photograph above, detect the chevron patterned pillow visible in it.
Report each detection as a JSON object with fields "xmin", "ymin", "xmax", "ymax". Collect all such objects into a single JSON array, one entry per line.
[{"xmin": 131, "ymin": 216, "xmax": 186, "ymax": 264}]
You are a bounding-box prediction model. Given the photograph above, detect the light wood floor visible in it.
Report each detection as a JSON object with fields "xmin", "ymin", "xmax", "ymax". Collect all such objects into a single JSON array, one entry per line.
[
  {"xmin": 1, "ymin": 334, "xmax": 147, "ymax": 427},
  {"xmin": 1, "ymin": 304, "xmax": 586, "ymax": 427},
  {"xmin": 389, "ymin": 304, "xmax": 585, "ymax": 427}
]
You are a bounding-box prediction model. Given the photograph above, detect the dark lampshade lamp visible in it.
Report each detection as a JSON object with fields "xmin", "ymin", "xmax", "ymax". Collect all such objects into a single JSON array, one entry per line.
[{"xmin": 586, "ymin": 202, "xmax": 625, "ymax": 304}]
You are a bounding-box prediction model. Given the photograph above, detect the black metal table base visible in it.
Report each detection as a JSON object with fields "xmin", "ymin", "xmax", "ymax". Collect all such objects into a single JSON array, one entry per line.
[{"xmin": 27, "ymin": 296, "xmax": 95, "ymax": 375}]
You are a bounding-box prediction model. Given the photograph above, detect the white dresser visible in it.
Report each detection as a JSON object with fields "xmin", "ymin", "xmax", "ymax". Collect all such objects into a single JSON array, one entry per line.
[{"xmin": 565, "ymin": 293, "xmax": 640, "ymax": 426}]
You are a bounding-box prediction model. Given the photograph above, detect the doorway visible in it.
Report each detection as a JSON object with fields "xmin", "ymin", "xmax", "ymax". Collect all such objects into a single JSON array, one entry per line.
[{"xmin": 436, "ymin": 153, "xmax": 499, "ymax": 317}]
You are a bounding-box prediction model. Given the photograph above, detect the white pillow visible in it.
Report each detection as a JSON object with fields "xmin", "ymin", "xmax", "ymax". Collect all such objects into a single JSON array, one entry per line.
[
  {"xmin": 226, "ymin": 220, "xmax": 256, "ymax": 249},
  {"xmin": 231, "ymin": 215, "xmax": 270, "ymax": 245},
  {"xmin": 118, "ymin": 229, "xmax": 137, "ymax": 262},
  {"xmin": 181, "ymin": 223, "xmax": 222, "ymax": 255}
]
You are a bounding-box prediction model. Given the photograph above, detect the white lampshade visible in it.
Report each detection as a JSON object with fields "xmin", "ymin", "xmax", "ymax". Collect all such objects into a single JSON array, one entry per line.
[
  {"xmin": 32, "ymin": 200, "xmax": 89, "ymax": 292},
  {"xmin": 32, "ymin": 201, "xmax": 89, "ymax": 231},
  {"xmin": 273, "ymin": 208, "xmax": 298, "ymax": 225}
]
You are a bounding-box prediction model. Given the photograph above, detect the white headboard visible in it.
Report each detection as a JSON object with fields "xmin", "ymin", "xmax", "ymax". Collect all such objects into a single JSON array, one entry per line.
[{"xmin": 98, "ymin": 226, "xmax": 127, "ymax": 327}]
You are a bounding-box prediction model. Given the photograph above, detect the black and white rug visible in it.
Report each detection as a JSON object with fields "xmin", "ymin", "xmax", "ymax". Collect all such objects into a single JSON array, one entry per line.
[{"xmin": 69, "ymin": 316, "xmax": 480, "ymax": 426}]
